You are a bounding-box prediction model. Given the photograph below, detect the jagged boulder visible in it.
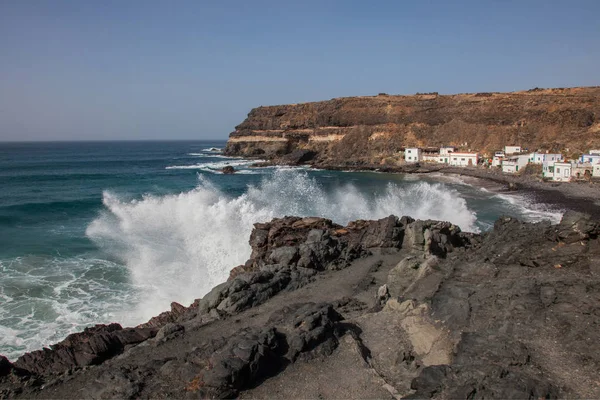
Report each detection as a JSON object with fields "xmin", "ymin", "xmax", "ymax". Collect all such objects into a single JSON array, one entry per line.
[
  {"xmin": 138, "ymin": 301, "xmax": 187, "ymax": 328},
  {"xmin": 244, "ymin": 215, "xmax": 445, "ymax": 273},
  {"xmin": 554, "ymin": 210, "xmax": 599, "ymax": 243},
  {"xmin": 402, "ymin": 219, "xmax": 468, "ymax": 256},
  {"xmin": 285, "ymin": 303, "xmax": 342, "ymax": 361},
  {"xmin": 13, "ymin": 324, "xmax": 157, "ymax": 376},
  {"xmin": 186, "ymin": 302, "xmax": 343, "ymax": 398},
  {"xmin": 190, "ymin": 328, "xmax": 282, "ymax": 398},
  {"xmin": 222, "ymin": 165, "xmax": 236, "ymax": 174}
]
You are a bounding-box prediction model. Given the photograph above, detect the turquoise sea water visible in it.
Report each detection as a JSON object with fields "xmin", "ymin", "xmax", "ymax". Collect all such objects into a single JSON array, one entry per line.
[{"xmin": 0, "ymin": 140, "xmax": 562, "ymax": 359}]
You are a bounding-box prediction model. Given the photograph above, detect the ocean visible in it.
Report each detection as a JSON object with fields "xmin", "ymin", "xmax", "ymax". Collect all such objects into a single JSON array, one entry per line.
[{"xmin": 0, "ymin": 140, "xmax": 562, "ymax": 360}]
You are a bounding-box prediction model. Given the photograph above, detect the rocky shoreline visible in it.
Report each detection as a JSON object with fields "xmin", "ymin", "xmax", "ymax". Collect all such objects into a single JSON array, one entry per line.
[{"xmin": 1, "ymin": 211, "xmax": 600, "ymax": 399}]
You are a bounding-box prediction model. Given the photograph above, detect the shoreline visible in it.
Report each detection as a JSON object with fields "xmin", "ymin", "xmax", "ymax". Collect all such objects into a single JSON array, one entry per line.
[
  {"xmin": 439, "ymin": 166, "xmax": 600, "ymax": 219},
  {"xmin": 249, "ymin": 159, "xmax": 600, "ymax": 219}
]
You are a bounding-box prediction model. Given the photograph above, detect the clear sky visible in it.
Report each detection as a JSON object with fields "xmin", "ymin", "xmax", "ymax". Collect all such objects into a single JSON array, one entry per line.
[{"xmin": 0, "ymin": 0, "xmax": 598, "ymax": 141}]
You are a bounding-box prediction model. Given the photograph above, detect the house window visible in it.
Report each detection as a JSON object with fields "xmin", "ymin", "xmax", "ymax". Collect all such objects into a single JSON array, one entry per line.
[
  {"xmin": 453, "ymin": 158, "xmax": 457, "ymax": 161},
  {"xmin": 408, "ymin": 150, "xmax": 412, "ymax": 153},
  {"xmin": 461, "ymin": 158, "xmax": 465, "ymax": 161},
  {"xmin": 556, "ymin": 168, "xmax": 560, "ymax": 174}
]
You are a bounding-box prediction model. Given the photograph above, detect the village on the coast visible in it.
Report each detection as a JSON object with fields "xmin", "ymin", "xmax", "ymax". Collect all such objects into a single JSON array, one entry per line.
[{"xmin": 402, "ymin": 145, "xmax": 600, "ymax": 182}]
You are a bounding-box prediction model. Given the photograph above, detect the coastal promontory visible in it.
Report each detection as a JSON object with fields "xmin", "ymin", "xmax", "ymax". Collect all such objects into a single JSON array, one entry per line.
[{"xmin": 224, "ymin": 87, "xmax": 600, "ymax": 164}]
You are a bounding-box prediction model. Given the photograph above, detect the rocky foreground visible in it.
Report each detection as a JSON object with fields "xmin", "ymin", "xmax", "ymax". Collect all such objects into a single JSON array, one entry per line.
[{"xmin": 1, "ymin": 212, "xmax": 600, "ymax": 399}]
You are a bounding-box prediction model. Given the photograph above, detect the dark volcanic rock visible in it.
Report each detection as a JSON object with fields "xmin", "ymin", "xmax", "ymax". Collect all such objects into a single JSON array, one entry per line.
[
  {"xmin": 283, "ymin": 303, "xmax": 343, "ymax": 361},
  {"xmin": 0, "ymin": 356, "xmax": 13, "ymax": 377},
  {"xmin": 186, "ymin": 303, "xmax": 344, "ymax": 398},
  {"xmin": 138, "ymin": 301, "xmax": 186, "ymax": 328},
  {"xmin": 553, "ymin": 210, "xmax": 599, "ymax": 243},
  {"xmin": 244, "ymin": 215, "xmax": 469, "ymax": 273},
  {"xmin": 13, "ymin": 324, "xmax": 157, "ymax": 376},
  {"xmin": 5, "ymin": 213, "xmax": 600, "ymax": 399},
  {"xmin": 279, "ymin": 149, "xmax": 317, "ymax": 165},
  {"xmin": 190, "ymin": 327, "xmax": 282, "ymax": 398},
  {"xmin": 222, "ymin": 165, "xmax": 236, "ymax": 174}
]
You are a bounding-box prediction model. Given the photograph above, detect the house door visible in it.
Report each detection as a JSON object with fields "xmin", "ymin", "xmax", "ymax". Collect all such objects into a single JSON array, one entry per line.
[{"xmin": 468, "ymin": 159, "xmax": 473, "ymax": 166}]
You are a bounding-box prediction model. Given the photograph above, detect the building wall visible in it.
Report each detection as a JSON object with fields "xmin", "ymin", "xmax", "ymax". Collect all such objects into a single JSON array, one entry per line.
[
  {"xmin": 504, "ymin": 146, "xmax": 521, "ymax": 155},
  {"xmin": 579, "ymin": 154, "xmax": 600, "ymax": 164},
  {"xmin": 440, "ymin": 147, "xmax": 455, "ymax": 156},
  {"xmin": 422, "ymin": 154, "xmax": 439, "ymax": 162},
  {"xmin": 502, "ymin": 163, "xmax": 518, "ymax": 173},
  {"xmin": 404, "ymin": 148, "xmax": 422, "ymax": 163},
  {"xmin": 529, "ymin": 153, "xmax": 544, "ymax": 164},
  {"xmin": 449, "ymin": 153, "xmax": 478, "ymax": 167},
  {"xmin": 542, "ymin": 161, "xmax": 555, "ymax": 178},
  {"xmin": 552, "ymin": 163, "xmax": 572, "ymax": 182},
  {"xmin": 502, "ymin": 154, "xmax": 530, "ymax": 173},
  {"xmin": 531, "ymin": 153, "xmax": 562, "ymax": 164}
]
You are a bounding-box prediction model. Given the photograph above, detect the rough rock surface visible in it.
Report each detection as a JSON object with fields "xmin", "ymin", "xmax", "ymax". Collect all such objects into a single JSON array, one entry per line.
[
  {"xmin": 224, "ymin": 87, "xmax": 600, "ymax": 162},
  {"xmin": 12, "ymin": 324, "xmax": 157, "ymax": 376},
  {"xmin": 221, "ymin": 165, "xmax": 236, "ymax": 174},
  {"xmin": 1, "ymin": 211, "xmax": 600, "ymax": 399}
]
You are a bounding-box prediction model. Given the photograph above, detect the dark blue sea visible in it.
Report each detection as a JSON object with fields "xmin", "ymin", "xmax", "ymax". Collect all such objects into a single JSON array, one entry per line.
[{"xmin": 0, "ymin": 140, "xmax": 562, "ymax": 359}]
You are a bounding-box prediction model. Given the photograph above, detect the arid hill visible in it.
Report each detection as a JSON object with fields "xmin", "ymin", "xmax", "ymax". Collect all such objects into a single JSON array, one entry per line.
[{"xmin": 224, "ymin": 87, "xmax": 600, "ymax": 163}]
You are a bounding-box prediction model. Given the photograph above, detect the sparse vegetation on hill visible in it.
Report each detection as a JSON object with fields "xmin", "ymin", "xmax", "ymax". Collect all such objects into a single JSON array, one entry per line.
[{"xmin": 225, "ymin": 87, "xmax": 600, "ymax": 163}]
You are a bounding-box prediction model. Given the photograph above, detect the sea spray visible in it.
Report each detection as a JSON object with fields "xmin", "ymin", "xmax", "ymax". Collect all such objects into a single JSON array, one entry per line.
[
  {"xmin": 0, "ymin": 141, "xmax": 565, "ymax": 362},
  {"xmin": 86, "ymin": 169, "xmax": 479, "ymax": 327}
]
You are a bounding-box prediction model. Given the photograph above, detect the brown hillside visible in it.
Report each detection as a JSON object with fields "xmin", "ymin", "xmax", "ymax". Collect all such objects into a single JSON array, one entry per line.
[{"xmin": 224, "ymin": 87, "xmax": 600, "ymax": 162}]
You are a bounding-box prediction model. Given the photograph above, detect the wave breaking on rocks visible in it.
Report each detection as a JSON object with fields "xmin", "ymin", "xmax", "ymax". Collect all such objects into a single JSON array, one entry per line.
[{"xmin": 1, "ymin": 211, "xmax": 600, "ymax": 399}]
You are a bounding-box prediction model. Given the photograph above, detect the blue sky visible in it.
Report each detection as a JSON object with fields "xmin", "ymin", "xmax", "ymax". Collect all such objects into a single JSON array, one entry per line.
[{"xmin": 0, "ymin": 0, "xmax": 598, "ymax": 141}]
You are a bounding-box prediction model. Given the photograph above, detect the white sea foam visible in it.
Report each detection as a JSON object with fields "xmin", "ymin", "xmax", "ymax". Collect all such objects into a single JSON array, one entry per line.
[
  {"xmin": 494, "ymin": 193, "xmax": 563, "ymax": 224},
  {"xmin": 85, "ymin": 169, "xmax": 479, "ymax": 329},
  {"xmin": 0, "ymin": 257, "xmax": 132, "ymax": 360},
  {"xmin": 166, "ymin": 159, "xmax": 262, "ymax": 171}
]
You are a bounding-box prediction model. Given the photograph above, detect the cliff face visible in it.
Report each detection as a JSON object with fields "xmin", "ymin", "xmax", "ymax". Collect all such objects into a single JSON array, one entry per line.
[{"xmin": 224, "ymin": 87, "xmax": 600, "ymax": 163}]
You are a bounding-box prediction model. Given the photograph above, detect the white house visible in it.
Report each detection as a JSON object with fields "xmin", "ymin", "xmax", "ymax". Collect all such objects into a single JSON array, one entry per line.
[
  {"xmin": 437, "ymin": 147, "xmax": 455, "ymax": 164},
  {"xmin": 404, "ymin": 148, "xmax": 422, "ymax": 163},
  {"xmin": 551, "ymin": 161, "xmax": 572, "ymax": 182},
  {"xmin": 529, "ymin": 152, "xmax": 562, "ymax": 164},
  {"xmin": 589, "ymin": 150, "xmax": 600, "ymax": 156},
  {"xmin": 448, "ymin": 152, "xmax": 478, "ymax": 167},
  {"xmin": 504, "ymin": 145, "xmax": 522, "ymax": 155},
  {"xmin": 579, "ymin": 153, "xmax": 600, "ymax": 164},
  {"xmin": 542, "ymin": 161, "xmax": 555, "ymax": 178},
  {"xmin": 502, "ymin": 154, "xmax": 530, "ymax": 173}
]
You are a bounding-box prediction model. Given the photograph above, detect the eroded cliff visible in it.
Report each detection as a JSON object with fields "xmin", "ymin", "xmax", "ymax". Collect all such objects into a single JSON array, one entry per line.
[{"xmin": 225, "ymin": 87, "xmax": 600, "ymax": 164}]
